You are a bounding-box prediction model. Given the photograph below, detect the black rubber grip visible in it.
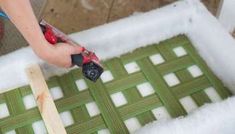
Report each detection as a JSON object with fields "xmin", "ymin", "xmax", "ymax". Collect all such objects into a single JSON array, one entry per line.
[{"xmin": 71, "ymin": 54, "xmax": 83, "ymax": 67}]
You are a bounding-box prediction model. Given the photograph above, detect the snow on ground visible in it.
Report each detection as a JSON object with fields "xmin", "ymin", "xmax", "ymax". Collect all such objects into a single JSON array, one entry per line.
[
  {"xmin": 1, "ymin": 0, "xmax": 235, "ymax": 133},
  {"xmin": 217, "ymin": 0, "xmax": 235, "ymax": 32},
  {"xmin": 136, "ymin": 97, "xmax": 235, "ymax": 134}
]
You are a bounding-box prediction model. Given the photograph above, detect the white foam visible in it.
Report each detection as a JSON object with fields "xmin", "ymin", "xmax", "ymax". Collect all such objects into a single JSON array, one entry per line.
[
  {"xmin": 136, "ymin": 82, "xmax": 155, "ymax": 97},
  {"xmin": 23, "ymin": 94, "xmax": 37, "ymax": 109}
]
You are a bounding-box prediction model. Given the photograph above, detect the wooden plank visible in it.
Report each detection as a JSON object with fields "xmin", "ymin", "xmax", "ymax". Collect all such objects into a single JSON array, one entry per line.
[{"xmin": 26, "ymin": 64, "xmax": 67, "ymax": 134}]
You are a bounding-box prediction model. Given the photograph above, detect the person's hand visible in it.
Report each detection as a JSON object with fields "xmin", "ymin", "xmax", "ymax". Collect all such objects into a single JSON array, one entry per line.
[{"xmin": 35, "ymin": 42, "xmax": 82, "ymax": 68}]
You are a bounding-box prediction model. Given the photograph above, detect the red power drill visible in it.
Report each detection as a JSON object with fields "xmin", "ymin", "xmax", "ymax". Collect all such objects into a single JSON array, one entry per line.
[{"xmin": 39, "ymin": 20, "xmax": 103, "ymax": 82}]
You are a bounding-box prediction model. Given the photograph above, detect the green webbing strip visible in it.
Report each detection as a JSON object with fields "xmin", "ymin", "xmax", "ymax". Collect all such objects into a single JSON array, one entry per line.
[
  {"xmin": 87, "ymin": 80, "xmax": 129, "ymax": 134},
  {"xmin": 137, "ymin": 58, "xmax": 187, "ymax": 117},
  {"xmin": 192, "ymin": 91, "xmax": 211, "ymax": 106},
  {"xmin": 67, "ymin": 116, "xmax": 105, "ymax": 134},
  {"xmin": 183, "ymin": 42, "xmax": 232, "ymax": 98}
]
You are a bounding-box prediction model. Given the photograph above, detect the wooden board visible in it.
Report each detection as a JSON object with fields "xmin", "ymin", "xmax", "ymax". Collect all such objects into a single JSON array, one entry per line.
[{"xmin": 26, "ymin": 64, "xmax": 67, "ymax": 134}]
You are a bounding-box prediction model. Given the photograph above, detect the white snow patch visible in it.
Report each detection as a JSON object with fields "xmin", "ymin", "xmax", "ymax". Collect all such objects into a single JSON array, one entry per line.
[
  {"xmin": 100, "ymin": 70, "xmax": 114, "ymax": 83},
  {"xmin": 204, "ymin": 87, "xmax": 222, "ymax": 103},
  {"xmin": 98, "ymin": 129, "xmax": 111, "ymax": 134},
  {"xmin": 60, "ymin": 111, "xmax": 74, "ymax": 127},
  {"xmin": 5, "ymin": 130, "xmax": 16, "ymax": 134},
  {"xmin": 0, "ymin": 103, "xmax": 10, "ymax": 119},
  {"xmin": 124, "ymin": 62, "xmax": 140, "ymax": 74},
  {"xmin": 173, "ymin": 46, "xmax": 187, "ymax": 57},
  {"xmin": 110, "ymin": 92, "xmax": 128, "ymax": 107},
  {"xmin": 136, "ymin": 82, "xmax": 155, "ymax": 97},
  {"xmin": 85, "ymin": 101, "xmax": 101, "ymax": 117},
  {"xmin": 23, "ymin": 94, "xmax": 37, "ymax": 109},
  {"xmin": 136, "ymin": 97, "xmax": 235, "ymax": 134},
  {"xmin": 187, "ymin": 65, "xmax": 203, "ymax": 78},
  {"xmin": 124, "ymin": 118, "xmax": 142, "ymax": 133},
  {"xmin": 151, "ymin": 106, "xmax": 171, "ymax": 121},
  {"xmin": 163, "ymin": 73, "xmax": 180, "ymax": 87},
  {"xmin": 149, "ymin": 54, "xmax": 165, "ymax": 65},
  {"xmin": 75, "ymin": 79, "xmax": 88, "ymax": 91},
  {"xmin": 32, "ymin": 120, "xmax": 47, "ymax": 134},
  {"xmin": 50, "ymin": 87, "xmax": 64, "ymax": 100},
  {"xmin": 179, "ymin": 96, "xmax": 198, "ymax": 113}
]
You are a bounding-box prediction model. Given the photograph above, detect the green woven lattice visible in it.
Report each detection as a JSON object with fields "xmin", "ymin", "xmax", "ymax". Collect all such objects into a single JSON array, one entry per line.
[{"xmin": 0, "ymin": 35, "xmax": 231, "ymax": 134}]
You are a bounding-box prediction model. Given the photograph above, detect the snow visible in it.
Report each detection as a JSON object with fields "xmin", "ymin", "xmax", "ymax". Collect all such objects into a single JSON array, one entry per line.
[
  {"xmin": 136, "ymin": 97, "xmax": 235, "ymax": 134},
  {"xmin": 110, "ymin": 92, "xmax": 128, "ymax": 107},
  {"xmin": 0, "ymin": 103, "xmax": 10, "ymax": 119},
  {"xmin": 0, "ymin": 0, "xmax": 235, "ymax": 133},
  {"xmin": 151, "ymin": 106, "xmax": 171, "ymax": 121},
  {"xmin": 85, "ymin": 101, "xmax": 101, "ymax": 117},
  {"xmin": 23, "ymin": 94, "xmax": 37, "ymax": 109},
  {"xmin": 49, "ymin": 86, "xmax": 64, "ymax": 100},
  {"xmin": 204, "ymin": 87, "xmax": 222, "ymax": 103},
  {"xmin": 59, "ymin": 111, "xmax": 75, "ymax": 127},
  {"xmin": 32, "ymin": 120, "xmax": 47, "ymax": 134},
  {"xmin": 136, "ymin": 82, "xmax": 155, "ymax": 97},
  {"xmin": 163, "ymin": 73, "xmax": 180, "ymax": 87},
  {"xmin": 149, "ymin": 54, "xmax": 165, "ymax": 65},
  {"xmin": 187, "ymin": 65, "xmax": 203, "ymax": 78},
  {"xmin": 217, "ymin": 0, "xmax": 235, "ymax": 32},
  {"xmin": 173, "ymin": 46, "xmax": 188, "ymax": 57},
  {"xmin": 75, "ymin": 79, "xmax": 88, "ymax": 91},
  {"xmin": 179, "ymin": 96, "xmax": 198, "ymax": 113},
  {"xmin": 124, "ymin": 62, "xmax": 140, "ymax": 74}
]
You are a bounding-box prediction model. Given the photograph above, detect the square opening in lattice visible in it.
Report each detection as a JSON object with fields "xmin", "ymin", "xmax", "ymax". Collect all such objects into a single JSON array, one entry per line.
[
  {"xmin": 60, "ymin": 111, "xmax": 75, "ymax": 127},
  {"xmin": 136, "ymin": 82, "xmax": 155, "ymax": 97},
  {"xmin": 75, "ymin": 79, "xmax": 88, "ymax": 91},
  {"xmin": 173, "ymin": 46, "xmax": 187, "ymax": 57},
  {"xmin": 0, "ymin": 103, "xmax": 10, "ymax": 119},
  {"xmin": 32, "ymin": 120, "xmax": 47, "ymax": 134},
  {"xmin": 204, "ymin": 87, "xmax": 222, "ymax": 102},
  {"xmin": 100, "ymin": 70, "xmax": 114, "ymax": 83},
  {"xmin": 5, "ymin": 130, "xmax": 16, "ymax": 134},
  {"xmin": 124, "ymin": 62, "xmax": 140, "ymax": 74},
  {"xmin": 187, "ymin": 65, "xmax": 203, "ymax": 78},
  {"xmin": 124, "ymin": 117, "xmax": 142, "ymax": 133},
  {"xmin": 98, "ymin": 128, "xmax": 110, "ymax": 134},
  {"xmin": 151, "ymin": 106, "xmax": 171, "ymax": 121},
  {"xmin": 50, "ymin": 86, "xmax": 64, "ymax": 100},
  {"xmin": 149, "ymin": 54, "xmax": 165, "ymax": 65},
  {"xmin": 163, "ymin": 73, "xmax": 180, "ymax": 87},
  {"xmin": 179, "ymin": 96, "xmax": 198, "ymax": 113},
  {"xmin": 23, "ymin": 94, "xmax": 37, "ymax": 110},
  {"xmin": 85, "ymin": 101, "xmax": 101, "ymax": 117},
  {"xmin": 110, "ymin": 92, "xmax": 128, "ymax": 107}
]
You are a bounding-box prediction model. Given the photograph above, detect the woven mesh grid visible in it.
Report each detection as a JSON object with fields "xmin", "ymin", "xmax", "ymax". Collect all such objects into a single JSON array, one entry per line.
[{"xmin": 0, "ymin": 35, "xmax": 231, "ymax": 134}]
